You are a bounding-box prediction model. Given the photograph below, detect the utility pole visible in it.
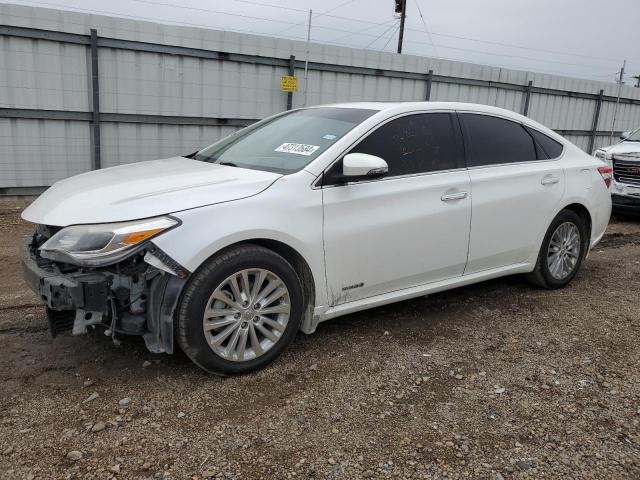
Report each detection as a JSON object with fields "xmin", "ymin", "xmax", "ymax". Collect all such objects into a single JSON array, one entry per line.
[
  {"xmin": 610, "ymin": 60, "xmax": 626, "ymax": 143},
  {"xmin": 303, "ymin": 9, "xmax": 312, "ymax": 106},
  {"xmin": 395, "ymin": 0, "xmax": 407, "ymax": 54},
  {"xmin": 633, "ymin": 74, "xmax": 640, "ymax": 88}
]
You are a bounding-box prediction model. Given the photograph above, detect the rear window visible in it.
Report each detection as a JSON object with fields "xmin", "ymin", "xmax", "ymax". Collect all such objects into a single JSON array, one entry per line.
[{"xmin": 526, "ymin": 126, "xmax": 564, "ymax": 159}]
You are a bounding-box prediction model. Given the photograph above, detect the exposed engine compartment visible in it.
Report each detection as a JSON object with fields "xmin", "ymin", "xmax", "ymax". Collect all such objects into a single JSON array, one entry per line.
[{"xmin": 23, "ymin": 224, "xmax": 188, "ymax": 353}]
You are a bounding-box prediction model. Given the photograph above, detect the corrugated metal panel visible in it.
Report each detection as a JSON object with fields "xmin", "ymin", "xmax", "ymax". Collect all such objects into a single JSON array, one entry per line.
[
  {"xmin": 99, "ymin": 49, "xmax": 286, "ymax": 118},
  {"xmin": 564, "ymin": 134, "xmax": 590, "ymax": 152},
  {"xmin": 100, "ymin": 123, "xmax": 239, "ymax": 167},
  {"xmin": 2, "ymin": 3, "xmax": 640, "ymax": 189},
  {"xmin": 0, "ymin": 36, "xmax": 89, "ymax": 110},
  {"xmin": 597, "ymin": 101, "xmax": 640, "ymax": 134},
  {"xmin": 0, "ymin": 118, "xmax": 90, "ymax": 187}
]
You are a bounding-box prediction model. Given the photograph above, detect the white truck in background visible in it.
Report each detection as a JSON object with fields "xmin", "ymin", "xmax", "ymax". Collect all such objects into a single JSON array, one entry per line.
[{"xmin": 595, "ymin": 128, "xmax": 640, "ymax": 214}]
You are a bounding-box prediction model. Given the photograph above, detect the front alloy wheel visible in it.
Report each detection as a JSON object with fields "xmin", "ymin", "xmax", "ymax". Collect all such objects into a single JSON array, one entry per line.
[
  {"xmin": 203, "ymin": 268, "xmax": 291, "ymax": 362},
  {"xmin": 176, "ymin": 244, "xmax": 303, "ymax": 375}
]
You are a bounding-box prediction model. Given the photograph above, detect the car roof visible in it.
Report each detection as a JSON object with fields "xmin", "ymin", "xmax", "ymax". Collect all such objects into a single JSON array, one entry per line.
[
  {"xmin": 310, "ymin": 101, "xmax": 563, "ymax": 142},
  {"xmin": 316, "ymin": 101, "xmax": 518, "ymax": 117}
]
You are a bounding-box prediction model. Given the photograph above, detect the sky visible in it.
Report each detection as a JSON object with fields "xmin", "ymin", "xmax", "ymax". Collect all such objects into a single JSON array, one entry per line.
[{"xmin": 4, "ymin": 0, "xmax": 640, "ymax": 83}]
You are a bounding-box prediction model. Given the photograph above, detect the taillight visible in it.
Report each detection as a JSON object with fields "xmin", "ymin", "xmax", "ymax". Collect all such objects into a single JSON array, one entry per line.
[{"xmin": 597, "ymin": 165, "xmax": 613, "ymax": 189}]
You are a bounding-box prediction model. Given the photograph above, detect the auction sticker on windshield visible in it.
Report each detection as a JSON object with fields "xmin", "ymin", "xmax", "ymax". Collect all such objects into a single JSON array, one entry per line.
[{"xmin": 275, "ymin": 143, "xmax": 320, "ymax": 156}]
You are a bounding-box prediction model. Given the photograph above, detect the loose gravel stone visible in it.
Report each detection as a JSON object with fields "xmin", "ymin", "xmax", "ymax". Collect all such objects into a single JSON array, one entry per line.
[
  {"xmin": 83, "ymin": 392, "xmax": 99, "ymax": 403},
  {"xmin": 66, "ymin": 451, "xmax": 83, "ymax": 461},
  {"xmin": 91, "ymin": 421, "xmax": 106, "ymax": 433}
]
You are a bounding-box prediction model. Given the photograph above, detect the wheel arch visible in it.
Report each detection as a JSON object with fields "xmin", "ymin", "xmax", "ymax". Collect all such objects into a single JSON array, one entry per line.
[
  {"xmin": 561, "ymin": 202, "xmax": 592, "ymax": 242},
  {"xmin": 527, "ymin": 201, "xmax": 594, "ymax": 267},
  {"xmin": 205, "ymin": 238, "xmax": 318, "ymax": 334}
]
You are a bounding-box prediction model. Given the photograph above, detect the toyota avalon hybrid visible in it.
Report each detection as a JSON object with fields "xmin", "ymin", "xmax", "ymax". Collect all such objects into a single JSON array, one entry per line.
[{"xmin": 21, "ymin": 102, "xmax": 612, "ymax": 374}]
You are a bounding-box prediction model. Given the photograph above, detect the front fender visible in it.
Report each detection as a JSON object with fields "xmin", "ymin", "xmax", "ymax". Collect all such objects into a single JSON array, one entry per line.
[{"xmin": 151, "ymin": 188, "xmax": 327, "ymax": 313}]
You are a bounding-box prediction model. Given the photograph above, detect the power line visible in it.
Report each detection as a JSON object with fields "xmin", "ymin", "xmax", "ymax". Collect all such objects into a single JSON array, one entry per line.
[
  {"xmin": 107, "ymin": 0, "xmax": 634, "ymax": 65},
  {"xmin": 382, "ymin": 25, "xmax": 400, "ymax": 52},
  {"xmin": 332, "ymin": 18, "xmax": 397, "ymax": 45},
  {"xmin": 412, "ymin": 0, "xmax": 438, "ymax": 56},
  {"xmin": 9, "ymin": 0, "xmax": 636, "ymax": 81},
  {"xmin": 276, "ymin": 0, "xmax": 356, "ymax": 36},
  {"xmin": 365, "ymin": 21, "xmax": 398, "ymax": 49}
]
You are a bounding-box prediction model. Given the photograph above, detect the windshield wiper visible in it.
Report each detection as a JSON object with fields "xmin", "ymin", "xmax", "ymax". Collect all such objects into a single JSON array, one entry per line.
[{"xmin": 218, "ymin": 161, "xmax": 238, "ymax": 167}]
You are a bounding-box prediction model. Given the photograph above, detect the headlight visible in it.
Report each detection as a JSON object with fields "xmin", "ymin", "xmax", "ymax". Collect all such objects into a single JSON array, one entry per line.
[{"xmin": 40, "ymin": 216, "xmax": 179, "ymax": 266}]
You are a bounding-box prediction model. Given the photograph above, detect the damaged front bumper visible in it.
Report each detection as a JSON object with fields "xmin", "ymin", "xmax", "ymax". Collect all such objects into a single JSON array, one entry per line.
[{"xmin": 20, "ymin": 235, "xmax": 189, "ymax": 354}]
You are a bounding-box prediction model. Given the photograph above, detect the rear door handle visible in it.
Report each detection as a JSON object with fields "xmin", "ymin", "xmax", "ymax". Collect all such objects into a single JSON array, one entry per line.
[
  {"xmin": 541, "ymin": 176, "xmax": 559, "ymax": 186},
  {"xmin": 441, "ymin": 191, "xmax": 468, "ymax": 201}
]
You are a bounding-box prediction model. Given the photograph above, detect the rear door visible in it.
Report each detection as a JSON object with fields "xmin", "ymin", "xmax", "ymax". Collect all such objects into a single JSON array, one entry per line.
[
  {"xmin": 322, "ymin": 112, "xmax": 471, "ymax": 305},
  {"xmin": 459, "ymin": 112, "xmax": 565, "ymax": 274}
]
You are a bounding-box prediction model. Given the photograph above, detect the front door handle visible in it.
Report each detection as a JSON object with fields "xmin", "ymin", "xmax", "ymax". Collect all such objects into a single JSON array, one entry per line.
[
  {"xmin": 441, "ymin": 191, "xmax": 468, "ymax": 201},
  {"xmin": 541, "ymin": 176, "xmax": 559, "ymax": 186}
]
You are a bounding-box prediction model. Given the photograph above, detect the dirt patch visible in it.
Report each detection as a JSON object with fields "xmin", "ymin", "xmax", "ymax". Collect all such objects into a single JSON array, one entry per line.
[{"xmin": 0, "ymin": 200, "xmax": 639, "ymax": 479}]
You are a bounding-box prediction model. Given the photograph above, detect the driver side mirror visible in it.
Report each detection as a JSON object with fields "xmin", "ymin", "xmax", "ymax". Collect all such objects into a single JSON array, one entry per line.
[
  {"xmin": 342, "ymin": 153, "xmax": 389, "ymax": 178},
  {"xmin": 620, "ymin": 131, "xmax": 631, "ymax": 140}
]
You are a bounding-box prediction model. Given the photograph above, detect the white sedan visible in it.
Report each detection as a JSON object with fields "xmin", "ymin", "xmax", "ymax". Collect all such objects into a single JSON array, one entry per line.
[{"xmin": 21, "ymin": 102, "xmax": 612, "ymax": 374}]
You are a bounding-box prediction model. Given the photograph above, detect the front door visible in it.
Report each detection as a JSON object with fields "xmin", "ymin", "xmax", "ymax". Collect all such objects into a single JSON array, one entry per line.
[{"xmin": 321, "ymin": 112, "xmax": 472, "ymax": 305}]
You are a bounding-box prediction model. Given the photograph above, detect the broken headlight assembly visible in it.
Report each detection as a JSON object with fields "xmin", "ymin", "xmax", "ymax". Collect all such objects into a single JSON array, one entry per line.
[{"xmin": 39, "ymin": 216, "xmax": 179, "ymax": 266}]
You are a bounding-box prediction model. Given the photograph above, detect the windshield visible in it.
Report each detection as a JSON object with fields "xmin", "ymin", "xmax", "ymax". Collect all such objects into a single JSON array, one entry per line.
[
  {"xmin": 624, "ymin": 127, "xmax": 640, "ymax": 142},
  {"xmin": 193, "ymin": 107, "xmax": 377, "ymax": 173}
]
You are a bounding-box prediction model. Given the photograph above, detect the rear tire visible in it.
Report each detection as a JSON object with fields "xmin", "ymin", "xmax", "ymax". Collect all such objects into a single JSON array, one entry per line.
[
  {"xmin": 526, "ymin": 210, "xmax": 588, "ymax": 289},
  {"xmin": 176, "ymin": 244, "xmax": 303, "ymax": 375}
]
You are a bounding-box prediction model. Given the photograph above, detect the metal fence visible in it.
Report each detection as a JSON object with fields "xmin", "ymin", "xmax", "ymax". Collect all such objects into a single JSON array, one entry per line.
[{"xmin": 2, "ymin": 4, "xmax": 640, "ymax": 194}]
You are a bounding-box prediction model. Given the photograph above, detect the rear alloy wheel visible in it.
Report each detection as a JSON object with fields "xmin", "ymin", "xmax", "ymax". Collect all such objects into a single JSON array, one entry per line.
[
  {"xmin": 176, "ymin": 245, "xmax": 303, "ymax": 375},
  {"xmin": 526, "ymin": 209, "xmax": 588, "ymax": 289},
  {"xmin": 546, "ymin": 222, "xmax": 581, "ymax": 280}
]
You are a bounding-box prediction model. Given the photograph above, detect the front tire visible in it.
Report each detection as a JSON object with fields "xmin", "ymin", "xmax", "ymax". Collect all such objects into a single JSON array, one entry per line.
[
  {"xmin": 526, "ymin": 209, "xmax": 588, "ymax": 289},
  {"xmin": 176, "ymin": 244, "xmax": 303, "ymax": 375}
]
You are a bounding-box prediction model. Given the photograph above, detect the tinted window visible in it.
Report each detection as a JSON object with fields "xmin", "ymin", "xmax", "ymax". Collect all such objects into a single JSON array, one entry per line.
[
  {"xmin": 526, "ymin": 126, "xmax": 564, "ymax": 159},
  {"xmin": 461, "ymin": 114, "xmax": 537, "ymax": 167},
  {"xmin": 347, "ymin": 113, "xmax": 464, "ymax": 176}
]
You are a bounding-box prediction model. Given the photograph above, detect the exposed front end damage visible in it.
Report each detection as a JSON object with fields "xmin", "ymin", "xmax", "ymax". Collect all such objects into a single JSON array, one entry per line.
[{"xmin": 21, "ymin": 224, "xmax": 190, "ymax": 353}]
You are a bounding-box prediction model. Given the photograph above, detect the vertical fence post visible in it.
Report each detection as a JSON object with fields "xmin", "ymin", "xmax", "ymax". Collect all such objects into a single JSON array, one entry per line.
[
  {"xmin": 90, "ymin": 28, "xmax": 101, "ymax": 170},
  {"xmin": 588, "ymin": 89, "xmax": 604, "ymax": 154},
  {"xmin": 286, "ymin": 55, "xmax": 295, "ymax": 110},
  {"xmin": 425, "ymin": 69, "xmax": 433, "ymax": 101},
  {"xmin": 522, "ymin": 80, "xmax": 533, "ymax": 116}
]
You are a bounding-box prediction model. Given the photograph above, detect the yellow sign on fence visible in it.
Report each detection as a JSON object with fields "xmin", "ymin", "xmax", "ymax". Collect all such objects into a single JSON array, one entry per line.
[{"xmin": 280, "ymin": 75, "xmax": 298, "ymax": 92}]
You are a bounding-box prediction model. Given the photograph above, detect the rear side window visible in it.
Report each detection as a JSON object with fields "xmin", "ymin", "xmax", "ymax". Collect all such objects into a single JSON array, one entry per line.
[
  {"xmin": 526, "ymin": 126, "xmax": 564, "ymax": 159},
  {"xmin": 460, "ymin": 114, "xmax": 537, "ymax": 167},
  {"xmin": 348, "ymin": 112, "xmax": 464, "ymax": 176}
]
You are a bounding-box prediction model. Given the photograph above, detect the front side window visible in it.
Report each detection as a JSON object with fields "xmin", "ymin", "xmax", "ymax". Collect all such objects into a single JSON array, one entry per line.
[
  {"xmin": 461, "ymin": 114, "xmax": 537, "ymax": 167},
  {"xmin": 193, "ymin": 107, "xmax": 376, "ymax": 174},
  {"xmin": 343, "ymin": 112, "xmax": 464, "ymax": 177}
]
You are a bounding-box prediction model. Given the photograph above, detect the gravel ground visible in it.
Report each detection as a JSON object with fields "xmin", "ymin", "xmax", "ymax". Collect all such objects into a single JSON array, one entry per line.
[{"xmin": 1, "ymin": 200, "xmax": 639, "ymax": 479}]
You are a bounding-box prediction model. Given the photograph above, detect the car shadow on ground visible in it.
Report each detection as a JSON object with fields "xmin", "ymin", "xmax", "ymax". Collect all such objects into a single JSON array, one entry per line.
[{"xmin": 42, "ymin": 273, "xmax": 533, "ymax": 377}]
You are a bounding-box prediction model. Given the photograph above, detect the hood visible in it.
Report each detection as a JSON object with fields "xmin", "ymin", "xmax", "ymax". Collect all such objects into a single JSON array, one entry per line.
[
  {"xmin": 22, "ymin": 157, "xmax": 282, "ymax": 226},
  {"xmin": 597, "ymin": 141, "xmax": 640, "ymax": 158}
]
